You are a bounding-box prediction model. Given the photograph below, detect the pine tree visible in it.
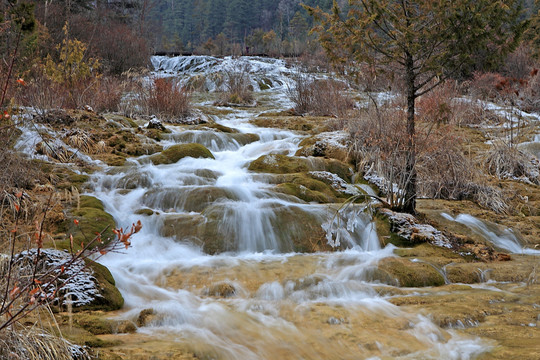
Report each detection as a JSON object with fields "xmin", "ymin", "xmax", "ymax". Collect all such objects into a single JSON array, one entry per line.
[
  {"xmin": 305, "ymin": 0, "xmax": 526, "ymax": 213},
  {"xmin": 525, "ymin": 0, "xmax": 540, "ymax": 58}
]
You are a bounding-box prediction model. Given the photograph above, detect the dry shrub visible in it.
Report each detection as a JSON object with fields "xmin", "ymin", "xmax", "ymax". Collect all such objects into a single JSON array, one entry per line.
[
  {"xmin": 417, "ymin": 81, "xmax": 459, "ymax": 124},
  {"xmin": 417, "ymin": 81, "xmax": 502, "ymax": 127},
  {"xmin": 137, "ymin": 77, "xmax": 192, "ymax": 121},
  {"xmin": 349, "ymin": 101, "xmax": 509, "ymax": 213},
  {"xmin": 0, "ymin": 124, "xmax": 40, "ymax": 191},
  {"xmin": 0, "ymin": 150, "xmax": 38, "ymax": 191},
  {"xmin": 502, "ymin": 45, "xmax": 534, "ymax": 80},
  {"xmin": 521, "ymin": 69, "xmax": 540, "ymax": 112},
  {"xmin": 468, "ymin": 72, "xmax": 506, "ymax": 100},
  {"xmin": 17, "ymin": 73, "xmax": 67, "ymax": 116},
  {"xmin": 349, "ymin": 102, "xmax": 414, "ymax": 208},
  {"xmin": 16, "ymin": 71, "xmax": 123, "ymax": 113},
  {"xmin": 85, "ymin": 76, "xmax": 123, "ymax": 113},
  {"xmin": 291, "ymin": 50, "xmax": 332, "ymax": 74},
  {"xmin": 288, "ymin": 74, "xmax": 354, "ymax": 117},
  {"xmin": 485, "ymin": 143, "xmax": 540, "ymax": 184},
  {"xmin": 215, "ymin": 65, "xmax": 254, "ymax": 105}
]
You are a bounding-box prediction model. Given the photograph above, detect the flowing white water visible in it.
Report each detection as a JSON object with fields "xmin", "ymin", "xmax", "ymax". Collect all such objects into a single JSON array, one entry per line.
[
  {"xmin": 441, "ymin": 213, "xmax": 540, "ymax": 255},
  {"xmin": 88, "ymin": 57, "xmax": 492, "ymax": 359}
]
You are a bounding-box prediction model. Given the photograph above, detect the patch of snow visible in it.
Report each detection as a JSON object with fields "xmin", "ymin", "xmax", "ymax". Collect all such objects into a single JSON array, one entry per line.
[
  {"xmin": 308, "ymin": 171, "xmax": 359, "ymax": 196},
  {"xmin": 16, "ymin": 249, "xmax": 103, "ymax": 307}
]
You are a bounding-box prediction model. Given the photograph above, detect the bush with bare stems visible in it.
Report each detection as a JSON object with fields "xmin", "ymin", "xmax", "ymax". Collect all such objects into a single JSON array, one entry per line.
[
  {"xmin": 136, "ymin": 77, "xmax": 192, "ymax": 121},
  {"xmin": 350, "ymin": 100, "xmax": 509, "ymax": 213},
  {"xmin": 288, "ymin": 74, "xmax": 354, "ymax": 117},
  {"xmin": 468, "ymin": 72, "xmax": 507, "ymax": 100}
]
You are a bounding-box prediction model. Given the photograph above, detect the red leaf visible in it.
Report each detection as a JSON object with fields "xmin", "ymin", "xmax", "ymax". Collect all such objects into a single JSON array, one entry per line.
[
  {"xmin": 74, "ymin": 219, "xmax": 79, "ymax": 225},
  {"xmin": 9, "ymin": 286, "xmax": 20, "ymax": 297},
  {"xmin": 134, "ymin": 220, "xmax": 142, "ymax": 233},
  {"xmin": 29, "ymin": 288, "xmax": 39, "ymax": 296}
]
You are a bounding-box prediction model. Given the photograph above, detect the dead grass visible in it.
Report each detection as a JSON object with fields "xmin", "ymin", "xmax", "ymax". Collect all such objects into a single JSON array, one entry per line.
[
  {"xmin": 484, "ymin": 143, "xmax": 540, "ymax": 185},
  {"xmin": 0, "ymin": 325, "xmax": 90, "ymax": 360}
]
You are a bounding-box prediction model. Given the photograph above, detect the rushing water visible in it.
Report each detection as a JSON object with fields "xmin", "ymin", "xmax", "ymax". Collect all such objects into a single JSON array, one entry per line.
[{"xmin": 83, "ymin": 57, "xmax": 497, "ymax": 359}]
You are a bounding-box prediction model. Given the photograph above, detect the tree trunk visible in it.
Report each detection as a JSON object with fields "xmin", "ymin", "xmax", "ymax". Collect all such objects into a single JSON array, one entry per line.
[{"xmin": 403, "ymin": 51, "xmax": 417, "ymax": 214}]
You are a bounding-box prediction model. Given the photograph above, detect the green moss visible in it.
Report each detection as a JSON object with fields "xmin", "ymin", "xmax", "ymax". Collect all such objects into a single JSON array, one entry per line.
[
  {"xmin": 149, "ymin": 143, "xmax": 214, "ymax": 165},
  {"xmin": 79, "ymin": 195, "xmax": 105, "ymax": 211},
  {"xmin": 394, "ymin": 243, "xmax": 463, "ymax": 260},
  {"xmin": 54, "ymin": 325, "xmax": 112, "ymax": 348},
  {"xmin": 145, "ymin": 128, "xmax": 165, "ymax": 141}
]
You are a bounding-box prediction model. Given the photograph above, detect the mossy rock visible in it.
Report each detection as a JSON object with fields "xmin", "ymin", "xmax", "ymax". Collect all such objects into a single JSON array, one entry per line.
[
  {"xmin": 196, "ymin": 123, "xmax": 238, "ymax": 133},
  {"xmin": 103, "ymin": 114, "xmax": 139, "ymax": 128},
  {"xmin": 54, "ymin": 324, "xmax": 112, "ymax": 348},
  {"xmin": 144, "ymin": 187, "xmax": 238, "ymax": 213},
  {"xmin": 373, "ymin": 212, "xmax": 409, "ymax": 248},
  {"xmin": 56, "ymin": 196, "xmax": 116, "ymax": 251},
  {"xmin": 248, "ymin": 155, "xmax": 353, "ymax": 183},
  {"xmin": 250, "ymin": 115, "xmax": 332, "ymax": 134},
  {"xmin": 296, "ymin": 137, "xmax": 351, "ymax": 163},
  {"xmin": 149, "ymin": 143, "xmax": 214, "ymax": 165},
  {"xmin": 80, "ymin": 260, "xmax": 124, "ymax": 312},
  {"xmin": 203, "ymin": 282, "xmax": 237, "ymax": 298},
  {"xmin": 377, "ymin": 257, "xmax": 446, "ymax": 287},
  {"xmin": 248, "ymin": 154, "xmax": 311, "ymax": 174},
  {"xmin": 52, "ymin": 167, "xmax": 91, "ymax": 191},
  {"xmin": 231, "ymin": 133, "xmax": 260, "ymax": 146},
  {"xmin": 72, "ymin": 312, "xmax": 116, "ymax": 335},
  {"xmin": 272, "ymin": 172, "xmax": 347, "ymax": 203},
  {"xmin": 274, "ymin": 183, "xmax": 331, "ymax": 203},
  {"xmin": 324, "ymin": 159, "xmax": 353, "ymax": 182},
  {"xmin": 135, "ymin": 208, "xmax": 155, "ymax": 216}
]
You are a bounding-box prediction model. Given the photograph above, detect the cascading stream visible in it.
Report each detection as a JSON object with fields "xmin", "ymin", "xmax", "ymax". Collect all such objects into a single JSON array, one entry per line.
[{"xmin": 88, "ymin": 57, "xmax": 493, "ymax": 359}]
